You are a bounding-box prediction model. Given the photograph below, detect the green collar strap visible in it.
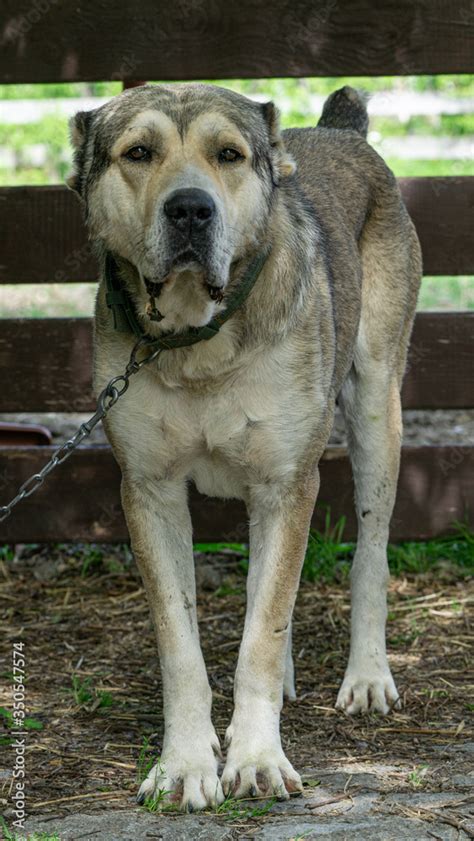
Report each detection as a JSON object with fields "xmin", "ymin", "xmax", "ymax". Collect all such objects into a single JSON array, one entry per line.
[{"xmin": 105, "ymin": 251, "xmax": 268, "ymax": 351}]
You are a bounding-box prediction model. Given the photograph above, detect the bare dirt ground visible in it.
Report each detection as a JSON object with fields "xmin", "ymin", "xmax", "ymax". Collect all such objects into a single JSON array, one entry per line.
[{"xmin": 0, "ymin": 545, "xmax": 473, "ymax": 840}]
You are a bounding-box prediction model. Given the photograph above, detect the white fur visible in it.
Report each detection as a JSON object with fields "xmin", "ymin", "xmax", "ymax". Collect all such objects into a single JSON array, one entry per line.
[
  {"xmin": 96, "ymin": 314, "xmax": 322, "ymax": 809},
  {"xmin": 335, "ymin": 340, "xmax": 402, "ymax": 715}
]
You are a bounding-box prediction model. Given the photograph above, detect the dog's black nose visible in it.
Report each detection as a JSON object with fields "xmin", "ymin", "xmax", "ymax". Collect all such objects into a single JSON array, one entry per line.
[{"xmin": 164, "ymin": 189, "xmax": 216, "ymax": 233}]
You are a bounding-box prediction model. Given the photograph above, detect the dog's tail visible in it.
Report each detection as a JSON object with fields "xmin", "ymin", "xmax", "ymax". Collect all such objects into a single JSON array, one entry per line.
[{"xmin": 317, "ymin": 86, "xmax": 369, "ymax": 138}]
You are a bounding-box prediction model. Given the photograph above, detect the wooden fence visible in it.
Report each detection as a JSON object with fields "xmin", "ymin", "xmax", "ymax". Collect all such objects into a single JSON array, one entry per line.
[{"xmin": 0, "ymin": 1, "xmax": 473, "ymax": 542}]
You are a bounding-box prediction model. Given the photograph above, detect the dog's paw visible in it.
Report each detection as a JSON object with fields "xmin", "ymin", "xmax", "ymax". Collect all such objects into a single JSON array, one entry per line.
[
  {"xmin": 137, "ymin": 737, "xmax": 224, "ymax": 812},
  {"xmin": 222, "ymin": 725, "xmax": 303, "ymax": 800},
  {"xmin": 336, "ymin": 666, "xmax": 401, "ymax": 715}
]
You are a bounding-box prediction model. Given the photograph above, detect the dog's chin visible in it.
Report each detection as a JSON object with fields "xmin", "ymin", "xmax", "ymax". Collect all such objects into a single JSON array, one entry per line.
[
  {"xmin": 147, "ymin": 252, "xmax": 228, "ymax": 298},
  {"xmin": 169, "ymin": 253, "xmax": 205, "ymax": 281}
]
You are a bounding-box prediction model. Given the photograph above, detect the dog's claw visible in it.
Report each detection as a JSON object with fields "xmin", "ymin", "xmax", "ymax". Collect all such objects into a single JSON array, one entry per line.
[{"xmin": 336, "ymin": 668, "xmax": 400, "ymax": 715}]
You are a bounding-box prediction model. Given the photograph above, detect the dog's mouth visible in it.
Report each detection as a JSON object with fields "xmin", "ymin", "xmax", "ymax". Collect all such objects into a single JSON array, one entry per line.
[{"xmin": 143, "ymin": 249, "xmax": 225, "ymax": 320}]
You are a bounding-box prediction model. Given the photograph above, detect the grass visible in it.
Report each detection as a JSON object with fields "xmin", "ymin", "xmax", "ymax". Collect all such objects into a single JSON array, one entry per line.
[
  {"xmin": 384, "ymin": 158, "xmax": 473, "ymax": 178},
  {"xmin": 0, "ymin": 82, "xmax": 121, "ymax": 99},
  {"xmin": 373, "ymin": 113, "xmax": 474, "ymax": 137},
  {"xmin": 0, "ymin": 74, "xmax": 472, "ymax": 187},
  {"xmin": 194, "ymin": 541, "xmax": 249, "ymax": 556},
  {"xmin": 139, "ymin": 790, "xmax": 277, "ymax": 817},
  {"xmin": 215, "ymin": 794, "xmax": 277, "ymax": 820},
  {"xmin": 136, "ymin": 735, "xmax": 160, "ymax": 784},
  {"xmin": 0, "ymin": 706, "xmax": 43, "ymax": 731},
  {"xmin": 0, "ymin": 521, "xmax": 472, "ymax": 589},
  {"xmin": 199, "ymin": 517, "xmax": 474, "ymax": 585},
  {"xmin": 78, "ymin": 545, "xmax": 130, "ymax": 577},
  {"xmin": 0, "ymin": 283, "xmax": 96, "ymax": 318},
  {"xmin": 0, "ymin": 74, "xmax": 472, "ymax": 102},
  {"xmin": 0, "ymin": 819, "xmax": 60, "ymax": 841},
  {"xmin": 387, "ymin": 522, "xmax": 474, "ymax": 576},
  {"xmin": 302, "ymin": 512, "xmax": 351, "ymax": 582},
  {"xmin": 418, "ymin": 276, "xmax": 474, "ymax": 311},
  {"xmin": 0, "ymin": 521, "xmax": 470, "ymax": 828},
  {"xmin": 407, "ymin": 764, "xmax": 430, "ymax": 788},
  {"xmin": 142, "ymin": 790, "xmax": 174, "ymax": 813},
  {"xmin": 135, "ymin": 750, "xmax": 174, "ymax": 813},
  {"xmin": 69, "ymin": 674, "xmax": 114, "ymax": 711}
]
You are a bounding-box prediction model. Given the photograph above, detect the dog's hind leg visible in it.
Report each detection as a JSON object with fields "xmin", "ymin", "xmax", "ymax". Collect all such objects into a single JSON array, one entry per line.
[
  {"xmin": 283, "ymin": 622, "xmax": 297, "ymax": 701},
  {"xmin": 121, "ymin": 476, "xmax": 224, "ymax": 811},
  {"xmin": 335, "ymin": 212, "xmax": 420, "ymax": 715},
  {"xmin": 336, "ymin": 370, "xmax": 402, "ymax": 714}
]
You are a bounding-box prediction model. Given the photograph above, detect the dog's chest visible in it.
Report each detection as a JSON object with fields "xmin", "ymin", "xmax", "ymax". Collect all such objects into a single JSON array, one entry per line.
[{"xmin": 107, "ymin": 343, "xmax": 322, "ymax": 500}]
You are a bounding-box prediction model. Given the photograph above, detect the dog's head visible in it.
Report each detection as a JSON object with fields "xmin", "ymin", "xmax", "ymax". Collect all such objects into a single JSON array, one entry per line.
[{"xmin": 68, "ymin": 84, "xmax": 295, "ymax": 329}]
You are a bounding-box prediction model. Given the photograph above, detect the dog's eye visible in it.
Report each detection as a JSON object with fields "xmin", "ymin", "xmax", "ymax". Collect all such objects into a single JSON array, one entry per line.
[
  {"xmin": 124, "ymin": 146, "xmax": 151, "ymax": 162},
  {"xmin": 218, "ymin": 147, "xmax": 244, "ymax": 163}
]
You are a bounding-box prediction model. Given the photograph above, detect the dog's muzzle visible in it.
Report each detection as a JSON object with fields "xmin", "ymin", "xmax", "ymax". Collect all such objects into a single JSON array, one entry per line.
[{"xmin": 159, "ymin": 187, "xmax": 225, "ymax": 297}]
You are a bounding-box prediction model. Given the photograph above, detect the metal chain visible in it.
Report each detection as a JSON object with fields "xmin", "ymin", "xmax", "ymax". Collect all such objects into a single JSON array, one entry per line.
[{"xmin": 0, "ymin": 338, "xmax": 163, "ymax": 523}]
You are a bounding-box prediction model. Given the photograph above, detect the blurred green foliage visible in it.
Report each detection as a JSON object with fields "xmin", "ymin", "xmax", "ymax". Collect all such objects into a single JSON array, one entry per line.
[
  {"xmin": 0, "ymin": 75, "xmax": 471, "ymax": 312},
  {"xmin": 0, "ymin": 75, "xmax": 472, "ymax": 186},
  {"xmin": 0, "ymin": 75, "xmax": 472, "ymax": 101},
  {"xmin": 419, "ymin": 277, "xmax": 474, "ymax": 311},
  {"xmin": 0, "ymin": 82, "xmax": 122, "ymax": 99},
  {"xmin": 384, "ymin": 159, "xmax": 473, "ymax": 177}
]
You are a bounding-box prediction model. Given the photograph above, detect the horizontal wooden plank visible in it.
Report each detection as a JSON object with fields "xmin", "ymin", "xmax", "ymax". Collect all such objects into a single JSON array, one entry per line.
[
  {"xmin": 0, "ymin": 186, "xmax": 95, "ymax": 284},
  {"xmin": 401, "ymin": 311, "xmax": 474, "ymax": 409},
  {"xmin": 0, "ymin": 318, "xmax": 94, "ymax": 412},
  {"xmin": 0, "ymin": 445, "xmax": 472, "ymax": 543},
  {"xmin": 1, "ymin": 1, "xmax": 472, "ymax": 82},
  {"xmin": 399, "ymin": 177, "xmax": 474, "ymax": 277},
  {"xmin": 0, "ymin": 313, "xmax": 472, "ymax": 412},
  {"xmin": 2, "ymin": 178, "xmax": 473, "ymax": 284}
]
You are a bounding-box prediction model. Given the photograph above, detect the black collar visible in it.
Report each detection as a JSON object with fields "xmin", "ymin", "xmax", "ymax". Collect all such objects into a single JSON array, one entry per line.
[{"xmin": 104, "ymin": 251, "xmax": 269, "ymax": 350}]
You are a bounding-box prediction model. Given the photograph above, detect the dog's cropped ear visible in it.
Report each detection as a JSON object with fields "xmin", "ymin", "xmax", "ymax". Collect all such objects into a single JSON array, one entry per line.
[
  {"xmin": 66, "ymin": 110, "xmax": 93, "ymax": 196},
  {"xmin": 261, "ymin": 101, "xmax": 296, "ymax": 182}
]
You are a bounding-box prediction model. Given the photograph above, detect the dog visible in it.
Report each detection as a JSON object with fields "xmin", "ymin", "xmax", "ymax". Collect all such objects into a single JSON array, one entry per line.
[{"xmin": 68, "ymin": 83, "xmax": 422, "ymax": 811}]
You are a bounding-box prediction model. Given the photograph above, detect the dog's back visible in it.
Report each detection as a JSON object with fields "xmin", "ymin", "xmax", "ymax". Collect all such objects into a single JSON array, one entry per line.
[
  {"xmin": 282, "ymin": 86, "xmax": 421, "ymax": 392},
  {"xmin": 284, "ymin": 86, "xmax": 405, "ymax": 245}
]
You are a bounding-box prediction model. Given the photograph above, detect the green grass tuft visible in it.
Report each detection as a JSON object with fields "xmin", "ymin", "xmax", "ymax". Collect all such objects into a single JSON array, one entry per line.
[
  {"xmin": 302, "ymin": 511, "xmax": 353, "ymax": 582},
  {"xmin": 0, "ymin": 706, "xmax": 43, "ymax": 731},
  {"xmin": 215, "ymin": 794, "xmax": 276, "ymax": 819},
  {"xmin": 69, "ymin": 675, "xmax": 114, "ymax": 711},
  {"xmin": 136, "ymin": 736, "xmax": 160, "ymax": 785},
  {"xmin": 0, "ymin": 818, "xmax": 60, "ymax": 841},
  {"xmin": 195, "ymin": 517, "xmax": 473, "ymax": 584}
]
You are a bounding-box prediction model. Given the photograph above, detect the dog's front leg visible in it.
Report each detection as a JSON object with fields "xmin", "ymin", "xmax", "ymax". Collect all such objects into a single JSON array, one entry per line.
[
  {"xmin": 222, "ymin": 471, "xmax": 318, "ymax": 799},
  {"xmin": 121, "ymin": 476, "xmax": 223, "ymax": 811}
]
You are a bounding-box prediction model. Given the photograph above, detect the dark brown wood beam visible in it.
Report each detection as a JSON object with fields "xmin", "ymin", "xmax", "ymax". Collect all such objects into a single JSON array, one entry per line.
[
  {"xmin": 2, "ymin": 178, "xmax": 473, "ymax": 285},
  {"xmin": 0, "ymin": 1, "xmax": 472, "ymax": 82},
  {"xmin": 0, "ymin": 445, "xmax": 472, "ymax": 543},
  {"xmin": 1, "ymin": 312, "xmax": 472, "ymax": 413}
]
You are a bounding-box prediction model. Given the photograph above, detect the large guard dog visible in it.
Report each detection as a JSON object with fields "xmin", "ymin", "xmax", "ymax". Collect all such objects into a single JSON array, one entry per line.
[{"xmin": 68, "ymin": 84, "xmax": 421, "ymax": 811}]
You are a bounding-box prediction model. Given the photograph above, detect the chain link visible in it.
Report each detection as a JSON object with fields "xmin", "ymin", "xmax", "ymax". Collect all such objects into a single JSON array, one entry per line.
[{"xmin": 0, "ymin": 338, "xmax": 163, "ymax": 523}]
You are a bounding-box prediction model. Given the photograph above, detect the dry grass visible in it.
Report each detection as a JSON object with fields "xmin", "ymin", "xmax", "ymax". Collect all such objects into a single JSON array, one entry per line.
[{"xmin": 0, "ymin": 544, "xmax": 472, "ymax": 825}]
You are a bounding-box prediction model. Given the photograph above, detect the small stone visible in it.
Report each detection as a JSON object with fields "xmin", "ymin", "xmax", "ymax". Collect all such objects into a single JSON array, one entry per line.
[{"xmin": 195, "ymin": 564, "xmax": 222, "ymax": 591}]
